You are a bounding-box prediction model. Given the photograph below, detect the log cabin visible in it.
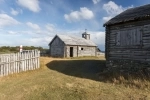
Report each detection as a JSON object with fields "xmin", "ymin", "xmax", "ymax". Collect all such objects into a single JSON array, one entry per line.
[{"xmin": 104, "ymin": 4, "xmax": 150, "ymax": 71}]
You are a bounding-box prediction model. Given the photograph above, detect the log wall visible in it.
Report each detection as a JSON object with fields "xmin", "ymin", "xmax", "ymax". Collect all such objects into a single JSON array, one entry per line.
[{"xmin": 106, "ymin": 19, "xmax": 150, "ymax": 70}]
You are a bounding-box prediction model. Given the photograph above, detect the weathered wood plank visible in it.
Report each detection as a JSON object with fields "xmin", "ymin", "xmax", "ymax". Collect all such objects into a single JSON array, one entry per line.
[
  {"xmin": 0, "ymin": 50, "xmax": 40, "ymax": 77},
  {"xmin": 142, "ymin": 37, "xmax": 150, "ymax": 40}
]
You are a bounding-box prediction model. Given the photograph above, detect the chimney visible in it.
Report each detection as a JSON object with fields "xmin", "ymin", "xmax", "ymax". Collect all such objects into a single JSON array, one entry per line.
[{"xmin": 82, "ymin": 29, "xmax": 90, "ymax": 40}]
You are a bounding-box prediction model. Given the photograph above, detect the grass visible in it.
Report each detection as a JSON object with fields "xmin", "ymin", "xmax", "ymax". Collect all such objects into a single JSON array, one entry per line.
[{"xmin": 0, "ymin": 56, "xmax": 150, "ymax": 100}]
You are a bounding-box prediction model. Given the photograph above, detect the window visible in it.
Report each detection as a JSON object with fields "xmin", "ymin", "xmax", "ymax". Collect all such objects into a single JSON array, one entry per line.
[
  {"xmin": 79, "ymin": 47, "xmax": 84, "ymax": 50},
  {"xmin": 115, "ymin": 27, "xmax": 142, "ymax": 46}
]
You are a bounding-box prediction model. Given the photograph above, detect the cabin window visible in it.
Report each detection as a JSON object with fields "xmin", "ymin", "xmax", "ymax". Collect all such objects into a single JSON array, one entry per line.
[
  {"xmin": 79, "ymin": 47, "xmax": 84, "ymax": 50},
  {"xmin": 115, "ymin": 28, "xmax": 142, "ymax": 46}
]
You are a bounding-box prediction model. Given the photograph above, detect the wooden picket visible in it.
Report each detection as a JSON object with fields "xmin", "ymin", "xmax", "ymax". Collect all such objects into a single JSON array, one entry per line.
[{"xmin": 0, "ymin": 50, "xmax": 40, "ymax": 77}]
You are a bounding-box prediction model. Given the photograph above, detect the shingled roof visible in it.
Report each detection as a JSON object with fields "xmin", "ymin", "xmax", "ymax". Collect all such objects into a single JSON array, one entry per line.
[
  {"xmin": 104, "ymin": 4, "xmax": 150, "ymax": 26},
  {"xmin": 49, "ymin": 34, "xmax": 97, "ymax": 46}
]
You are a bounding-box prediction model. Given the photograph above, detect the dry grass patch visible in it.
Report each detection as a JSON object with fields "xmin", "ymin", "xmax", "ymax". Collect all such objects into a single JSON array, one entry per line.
[{"xmin": 0, "ymin": 56, "xmax": 149, "ymax": 100}]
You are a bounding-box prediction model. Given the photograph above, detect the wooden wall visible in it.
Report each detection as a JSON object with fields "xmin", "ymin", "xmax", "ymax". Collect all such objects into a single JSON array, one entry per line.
[
  {"xmin": 50, "ymin": 37, "xmax": 65, "ymax": 57},
  {"xmin": 65, "ymin": 46, "xmax": 96, "ymax": 57},
  {"xmin": 77, "ymin": 46, "xmax": 96, "ymax": 57},
  {"xmin": 106, "ymin": 19, "xmax": 150, "ymax": 67}
]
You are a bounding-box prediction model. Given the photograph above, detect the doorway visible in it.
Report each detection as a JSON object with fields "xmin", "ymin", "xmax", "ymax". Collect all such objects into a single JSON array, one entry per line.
[{"xmin": 70, "ymin": 47, "xmax": 73, "ymax": 57}]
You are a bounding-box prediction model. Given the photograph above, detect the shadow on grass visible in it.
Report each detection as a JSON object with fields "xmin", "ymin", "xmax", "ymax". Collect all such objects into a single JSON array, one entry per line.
[
  {"xmin": 46, "ymin": 60, "xmax": 106, "ymax": 81},
  {"xmin": 46, "ymin": 59, "xmax": 150, "ymax": 89}
]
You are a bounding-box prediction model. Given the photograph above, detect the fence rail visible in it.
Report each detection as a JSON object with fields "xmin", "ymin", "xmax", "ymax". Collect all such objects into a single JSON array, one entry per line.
[{"xmin": 0, "ymin": 50, "xmax": 40, "ymax": 77}]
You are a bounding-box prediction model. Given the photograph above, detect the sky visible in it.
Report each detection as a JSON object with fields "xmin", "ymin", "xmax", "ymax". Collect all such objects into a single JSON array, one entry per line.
[{"xmin": 0, "ymin": 0, "xmax": 150, "ymax": 51}]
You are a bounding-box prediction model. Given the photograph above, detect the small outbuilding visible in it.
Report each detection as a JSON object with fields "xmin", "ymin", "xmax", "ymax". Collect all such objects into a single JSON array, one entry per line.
[
  {"xmin": 104, "ymin": 4, "xmax": 150, "ymax": 70},
  {"xmin": 48, "ymin": 31, "xmax": 97, "ymax": 57}
]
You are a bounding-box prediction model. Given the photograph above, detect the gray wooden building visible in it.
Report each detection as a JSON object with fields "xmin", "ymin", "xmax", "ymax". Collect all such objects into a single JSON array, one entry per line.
[
  {"xmin": 49, "ymin": 32, "xmax": 97, "ymax": 57},
  {"xmin": 104, "ymin": 4, "xmax": 150, "ymax": 70}
]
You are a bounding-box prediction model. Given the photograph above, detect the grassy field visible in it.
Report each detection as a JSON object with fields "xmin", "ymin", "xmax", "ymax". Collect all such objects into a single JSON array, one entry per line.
[{"xmin": 0, "ymin": 56, "xmax": 150, "ymax": 100}]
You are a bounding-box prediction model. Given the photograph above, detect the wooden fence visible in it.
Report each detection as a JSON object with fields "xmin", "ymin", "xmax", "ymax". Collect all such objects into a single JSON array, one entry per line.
[{"xmin": 0, "ymin": 50, "xmax": 40, "ymax": 77}]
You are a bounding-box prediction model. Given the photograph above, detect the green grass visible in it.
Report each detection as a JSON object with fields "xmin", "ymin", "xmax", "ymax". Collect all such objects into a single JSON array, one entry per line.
[{"xmin": 0, "ymin": 57, "xmax": 150, "ymax": 100}]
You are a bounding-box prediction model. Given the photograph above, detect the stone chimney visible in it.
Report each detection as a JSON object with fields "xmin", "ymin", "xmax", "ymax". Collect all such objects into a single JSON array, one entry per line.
[{"xmin": 82, "ymin": 29, "xmax": 90, "ymax": 40}]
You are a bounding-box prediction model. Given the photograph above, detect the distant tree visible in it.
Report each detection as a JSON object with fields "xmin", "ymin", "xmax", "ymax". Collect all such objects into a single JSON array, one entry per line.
[{"xmin": 0, "ymin": 46, "xmax": 46, "ymax": 53}]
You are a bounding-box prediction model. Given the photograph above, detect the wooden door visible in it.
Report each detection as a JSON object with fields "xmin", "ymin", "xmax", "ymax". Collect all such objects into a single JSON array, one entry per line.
[{"xmin": 70, "ymin": 47, "xmax": 73, "ymax": 57}]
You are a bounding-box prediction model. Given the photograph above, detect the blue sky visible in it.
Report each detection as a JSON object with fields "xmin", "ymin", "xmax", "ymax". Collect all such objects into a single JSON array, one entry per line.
[{"xmin": 0, "ymin": 0, "xmax": 150, "ymax": 51}]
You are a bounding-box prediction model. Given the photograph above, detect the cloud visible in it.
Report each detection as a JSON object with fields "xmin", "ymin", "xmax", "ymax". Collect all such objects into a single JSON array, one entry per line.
[
  {"xmin": 102, "ymin": 1, "xmax": 133, "ymax": 22},
  {"xmin": 92, "ymin": 0, "xmax": 100, "ymax": 4},
  {"xmin": 90, "ymin": 31, "xmax": 105, "ymax": 44},
  {"xmin": 28, "ymin": 37, "xmax": 49, "ymax": 45},
  {"xmin": 0, "ymin": 28, "xmax": 105, "ymax": 50},
  {"xmin": 102, "ymin": 16, "xmax": 112, "ymax": 22},
  {"xmin": 20, "ymin": 37, "xmax": 53, "ymax": 47},
  {"xmin": 26, "ymin": 22, "xmax": 40, "ymax": 30},
  {"xmin": 0, "ymin": 31, "xmax": 52, "ymax": 47},
  {"xmin": 17, "ymin": 0, "xmax": 40, "ymax": 12},
  {"xmin": 103, "ymin": 1, "xmax": 124, "ymax": 15},
  {"xmin": 11, "ymin": 8, "xmax": 19, "ymax": 16},
  {"xmin": 64, "ymin": 7, "xmax": 94, "ymax": 22},
  {"xmin": 0, "ymin": 14, "xmax": 20, "ymax": 27},
  {"xmin": 45, "ymin": 24, "xmax": 55, "ymax": 32},
  {"xmin": 7, "ymin": 31, "xmax": 18, "ymax": 34}
]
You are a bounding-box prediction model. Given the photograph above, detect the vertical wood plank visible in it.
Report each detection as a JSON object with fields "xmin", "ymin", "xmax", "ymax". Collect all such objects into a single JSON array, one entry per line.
[
  {"xmin": 38, "ymin": 51, "xmax": 40, "ymax": 68},
  {"xmin": 17, "ymin": 53, "xmax": 19, "ymax": 73},
  {"xmin": 1, "ymin": 55, "xmax": 3, "ymax": 76},
  {"xmin": 1, "ymin": 56, "xmax": 3, "ymax": 76},
  {"xmin": 6, "ymin": 55, "xmax": 9, "ymax": 75},
  {"xmin": 3, "ymin": 56, "xmax": 7, "ymax": 76}
]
